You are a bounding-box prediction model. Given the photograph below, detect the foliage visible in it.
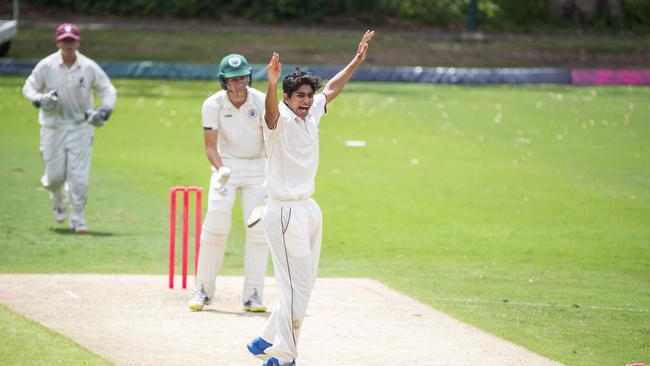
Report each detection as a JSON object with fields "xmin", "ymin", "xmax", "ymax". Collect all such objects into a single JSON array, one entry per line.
[
  {"xmin": 484, "ymin": 0, "xmax": 550, "ymax": 28},
  {"xmin": 622, "ymin": 0, "xmax": 650, "ymax": 26},
  {"xmin": 383, "ymin": 0, "xmax": 466, "ymax": 25}
]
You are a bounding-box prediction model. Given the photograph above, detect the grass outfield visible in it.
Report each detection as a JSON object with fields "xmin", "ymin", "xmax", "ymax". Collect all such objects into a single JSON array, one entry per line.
[
  {"xmin": 0, "ymin": 76, "xmax": 649, "ymax": 366},
  {"xmin": 0, "ymin": 304, "xmax": 112, "ymax": 365}
]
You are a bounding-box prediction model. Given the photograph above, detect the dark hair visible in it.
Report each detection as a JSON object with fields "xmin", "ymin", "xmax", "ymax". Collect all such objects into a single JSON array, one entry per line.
[{"xmin": 282, "ymin": 68, "xmax": 322, "ymax": 97}]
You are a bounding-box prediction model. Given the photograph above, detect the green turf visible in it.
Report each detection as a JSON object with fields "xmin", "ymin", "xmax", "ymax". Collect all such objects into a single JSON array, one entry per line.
[
  {"xmin": 0, "ymin": 304, "xmax": 113, "ymax": 365},
  {"xmin": 1, "ymin": 76, "xmax": 649, "ymax": 366}
]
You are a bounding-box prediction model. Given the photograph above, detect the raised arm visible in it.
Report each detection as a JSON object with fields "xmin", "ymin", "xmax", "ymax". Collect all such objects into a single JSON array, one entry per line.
[
  {"xmin": 322, "ymin": 30, "xmax": 374, "ymax": 103},
  {"xmin": 265, "ymin": 52, "xmax": 282, "ymax": 129}
]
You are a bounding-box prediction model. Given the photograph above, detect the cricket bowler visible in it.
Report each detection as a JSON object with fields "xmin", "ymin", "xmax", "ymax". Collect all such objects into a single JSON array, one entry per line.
[{"xmin": 247, "ymin": 30, "xmax": 375, "ymax": 366}]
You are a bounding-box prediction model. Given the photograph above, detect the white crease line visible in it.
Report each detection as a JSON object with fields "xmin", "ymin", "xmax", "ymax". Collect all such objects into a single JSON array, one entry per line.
[
  {"xmin": 433, "ymin": 297, "xmax": 649, "ymax": 313},
  {"xmin": 64, "ymin": 290, "xmax": 80, "ymax": 300}
]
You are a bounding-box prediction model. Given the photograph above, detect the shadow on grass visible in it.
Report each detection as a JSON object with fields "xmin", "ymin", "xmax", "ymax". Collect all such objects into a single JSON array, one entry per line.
[
  {"xmin": 203, "ymin": 309, "xmax": 271, "ymax": 318},
  {"xmin": 49, "ymin": 228, "xmax": 117, "ymax": 237}
]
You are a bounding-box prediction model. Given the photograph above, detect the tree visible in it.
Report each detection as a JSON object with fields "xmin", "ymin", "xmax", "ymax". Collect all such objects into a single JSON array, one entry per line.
[{"xmin": 546, "ymin": 0, "xmax": 622, "ymax": 22}]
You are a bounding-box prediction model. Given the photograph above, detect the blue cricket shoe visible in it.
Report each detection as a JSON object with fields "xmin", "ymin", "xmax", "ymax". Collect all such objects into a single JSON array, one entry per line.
[
  {"xmin": 263, "ymin": 357, "xmax": 295, "ymax": 366},
  {"xmin": 247, "ymin": 337, "xmax": 272, "ymax": 360}
]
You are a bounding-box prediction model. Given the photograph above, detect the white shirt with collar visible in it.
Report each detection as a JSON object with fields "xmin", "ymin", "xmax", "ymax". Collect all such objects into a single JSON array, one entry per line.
[
  {"xmin": 263, "ymin": 93, "xmax": 327, "ymax": 201},
  {"xmin": 22, "ymin": 50, "xmax": 116, "ymax": 128},
  {"xmin": 202, "ymin": 87, "xmax": 266, "ymax": 160}
]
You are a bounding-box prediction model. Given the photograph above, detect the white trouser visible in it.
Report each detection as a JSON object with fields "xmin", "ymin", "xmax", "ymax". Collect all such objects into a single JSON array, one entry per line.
[
  {"xmin": 195, "ymin": 157, "xmax": 269, "ymax": 302},
  {"xmin": 261, "ymin": 198, "xmax": 322, "ymax": 363},
  {"xmin": 39, "ymin": 124, "xmax": 94, "ymax": 221}
]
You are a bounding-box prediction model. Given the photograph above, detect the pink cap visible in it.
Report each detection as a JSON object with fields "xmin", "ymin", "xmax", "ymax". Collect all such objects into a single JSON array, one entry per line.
[{"xmin": 55, "ymin": 23, "xmax": 80, "ymax": 41}]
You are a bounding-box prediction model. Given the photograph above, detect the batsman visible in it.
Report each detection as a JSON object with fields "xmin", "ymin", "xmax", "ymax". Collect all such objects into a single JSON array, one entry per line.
[{"xmin": 189, "ymin": 54, "xmax": 270, "ymax": 312}]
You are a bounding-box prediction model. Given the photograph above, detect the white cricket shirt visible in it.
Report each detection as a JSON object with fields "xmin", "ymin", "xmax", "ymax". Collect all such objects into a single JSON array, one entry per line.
[
  {"xmin": 202, "ymin": 87, "xmax": 266, "ymax": 160},
  {"xmin": 22, "ymin": 50, "xmax": 116, "ymax": 128},
  {"xmin": 263, "ymin": 93, "xmax": 327, "ymax": 201}
]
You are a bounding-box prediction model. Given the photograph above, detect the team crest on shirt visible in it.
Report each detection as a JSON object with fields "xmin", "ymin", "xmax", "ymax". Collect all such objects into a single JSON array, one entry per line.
[
  {"xmin": 78, "ymin": 77, "xmax": 85, "ymax": 88},
  {"xmin": 247, "ymin": 108, "xmax": 257, "ymax": 119}
]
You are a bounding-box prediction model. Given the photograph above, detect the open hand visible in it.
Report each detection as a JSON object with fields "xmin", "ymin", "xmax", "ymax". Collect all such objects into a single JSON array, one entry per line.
[
  {"xmin": 353, "ymin": 30, "xmax": 375, "ymax": 64},
  {"xmin": 267, "ymin": 52, "xmax": 282, "ymax": 84}
]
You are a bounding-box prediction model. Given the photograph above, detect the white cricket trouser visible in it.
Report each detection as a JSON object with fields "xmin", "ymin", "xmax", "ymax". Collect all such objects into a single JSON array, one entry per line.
[
  {"xmin": 39, "ymin": 124, "xmax": 94, "ymax": 221},
  {"xmin": 261, "ymin": 198, "xmax": 322, "ymax": 363},
  {"xmin": 195, "ymin": 157, "xmax": 269, "ymax": 302}
]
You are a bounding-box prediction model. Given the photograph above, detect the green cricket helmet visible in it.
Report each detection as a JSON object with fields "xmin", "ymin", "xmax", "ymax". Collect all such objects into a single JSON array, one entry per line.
[{"xmin": 218, "ymin": 54, "xmax": 252, "ymax": 89}]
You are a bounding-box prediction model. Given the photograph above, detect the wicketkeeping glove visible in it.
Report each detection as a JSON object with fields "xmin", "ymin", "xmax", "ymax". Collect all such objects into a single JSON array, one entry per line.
[
  {"xmin": 85, "ymin": 105, "xmax": 113, "ymax": 127},
  {"xmin": 33, "ymin": 90, "xmax": 59, "ymax": 112}
]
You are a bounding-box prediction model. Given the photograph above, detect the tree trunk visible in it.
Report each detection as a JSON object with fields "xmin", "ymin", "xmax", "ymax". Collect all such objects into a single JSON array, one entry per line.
[
  {"xmin": 547, "ymin": 0, "xmax": 574, "ymax": 19},
  {"xmin": 575, "ymin": 0, "xmax": 598, "ymax": 19},
  {"xmin": 605, "ymin": 0, "xmax": 622, "ymax": 18}
]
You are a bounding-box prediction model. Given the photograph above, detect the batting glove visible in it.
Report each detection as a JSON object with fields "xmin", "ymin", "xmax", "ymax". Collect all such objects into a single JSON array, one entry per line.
[
  {"xmin": 34, "ymin": 90, "xmax": 59, "ymax": 112},
  {"xmin": 86, "ymin": 105, "xmax": 113, "ymax": 127},
  {"xmin": 217, "ymin": 166, "xmax": 231, "ymax": 186},
  {"xmin": 215, "ymin": 166, "xmax": 232, "ymax": 195}
]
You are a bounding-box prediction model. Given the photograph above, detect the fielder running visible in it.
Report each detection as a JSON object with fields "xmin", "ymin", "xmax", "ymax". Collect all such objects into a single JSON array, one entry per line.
[
  {"xmin": 188, "ymin": 54, "xmax": 270, "ymax": 312},
  {"xmin": 22, "ymin": 23, "xmax": 116, "ymax": 233},
  {"xmin": 247, "ymin": 30, "xmax": 375, "ymax": 366}
]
